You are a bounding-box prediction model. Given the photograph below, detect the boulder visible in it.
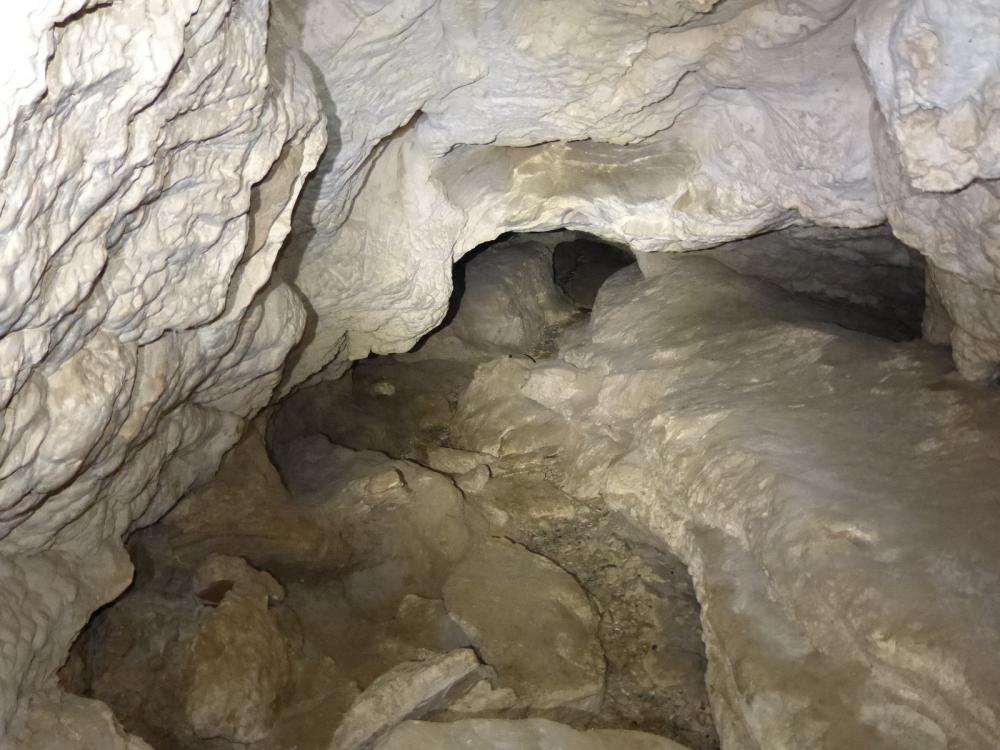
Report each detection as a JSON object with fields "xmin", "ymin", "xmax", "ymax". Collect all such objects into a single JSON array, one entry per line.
[
  {"xmin": 184, "ymin": 560, "xmax": 292, "ymax": 743},
  {"xmin": 443, "ymin": 539, "xmax": 605, "ymax": 720}
]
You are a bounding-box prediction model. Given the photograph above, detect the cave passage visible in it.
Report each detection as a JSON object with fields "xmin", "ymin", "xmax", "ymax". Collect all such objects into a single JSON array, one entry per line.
[
  {"xmin": 61, "ymin": 231, "xmax": 719, "ymax": 750},
  {"xmin": 552, "ymin": 235, "xmax": 636, "ymax": 309},
  {"xmin": 61, "ymin": 225, "xmax": 968, "ymax": 750}
]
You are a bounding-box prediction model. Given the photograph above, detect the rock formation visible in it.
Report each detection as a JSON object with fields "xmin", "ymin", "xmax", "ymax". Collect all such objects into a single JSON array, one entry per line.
[{"xmin": 0, "ymin": 0, "xmax": 998, "ymax": 748}]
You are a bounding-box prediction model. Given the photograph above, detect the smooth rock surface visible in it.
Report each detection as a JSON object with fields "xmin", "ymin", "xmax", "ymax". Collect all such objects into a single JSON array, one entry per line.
[
  {"xmin": 330, "ymin": 649, "xmax": 482, "ymax": 750},
  {"xmin": 443, "ymin": 538, "xmax": 606, "ymax": 720}
]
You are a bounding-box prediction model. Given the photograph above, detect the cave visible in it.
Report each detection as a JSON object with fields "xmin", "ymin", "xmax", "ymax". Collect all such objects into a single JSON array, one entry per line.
[{"xmin": 2, "ymin": 3, "xmax": 1000, "ymax": 750}]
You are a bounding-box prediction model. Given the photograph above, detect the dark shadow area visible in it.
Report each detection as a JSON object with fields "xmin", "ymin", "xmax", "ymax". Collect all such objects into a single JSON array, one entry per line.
[
  {"xmin": 703, "ymin": 226, "xmax": 926, "ymax": 342},
  {"xmin": 411, "ymin": 230, "xmax": 634, "ymax": 355},
  {"xmin": 553, "ymin": 235, "xmax": 636, "ymax": 309}
]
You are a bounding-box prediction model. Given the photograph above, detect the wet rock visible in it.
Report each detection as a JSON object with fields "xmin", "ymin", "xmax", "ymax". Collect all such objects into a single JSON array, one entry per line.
[
  {"xmin": 331, "ymin": 649, "xmax": 483, "ymax": 750},
  {"xmin": 374, "ymin": 718, "xmax": 694, "ymax": 750},
  {"xmin": 443, "ymin": 539, "xmax": 605, "ymax": 721}
]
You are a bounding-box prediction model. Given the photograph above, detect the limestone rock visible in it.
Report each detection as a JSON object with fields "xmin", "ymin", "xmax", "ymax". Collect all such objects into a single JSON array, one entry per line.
[
  {"xmin": 163, "ymin": 421, "xmax": 330, "ymax": 574},
  {"xmin": 453, "ymin": 357, "xmax": 569, "ymax": 458},
  {"xmin": 273, "ymin": 437, "xmax": 475, "ymax": 617},
  {"xmin": 443, "ymin": 538, "xmax": 605, "ymax": 720},
  {"xmin": 455, "ymin": 464, "xmax": 492, "ymax": 495},
  {"xmin": 366, "ymin": 468, "xmax": 407, "ymax": 495},
  {"xmin": 3, "ymin": 0, "xmax": 1000, "ymax": 747},
  {"xmin": 705, "ymin": 226, "xmax": 925, "ymax": 340},
  {"xmin": 553, "ymin": 236, "xmax": 636, "ymax": 310},
  {"xmin": 7, "ymin": 693, "xmax": 154, "ymax": 750},
  {"xmin": 278, "ymin": 0, "xmax": 887, "ymax": 387},
  {"xmin": 0, "ymin": 1, "xmax": 324, "ymax": 740},
  {"xmin": 425, "ymin": 447, "xmax": 495, "ymax": 476},
  {"xmin": 432, "ymin": 679, "xmax": 520, "ymax": 719},
  {"xmin": 409, "ymin": 235, "xmax": 576, "ymax": 361},
  {"xmin": 185, "ymin": 562, "xmax": 292, "ymax": 743},
  {"xmin": 330, "ymin": 649, "xmax": 482, "ymax": 750},
  {"xmin": 460, "ymin": 252, "xmax": 1000, "ymax": 749},
  {"xmin": 374, "ymin": 718, "xmax": 694, "ymax": 750}
]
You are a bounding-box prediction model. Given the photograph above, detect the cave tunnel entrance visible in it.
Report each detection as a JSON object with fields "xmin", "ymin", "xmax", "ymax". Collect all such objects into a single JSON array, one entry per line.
[{"xmin": 552, "ymin": 234, "xmax": 636, "ymax": 310}]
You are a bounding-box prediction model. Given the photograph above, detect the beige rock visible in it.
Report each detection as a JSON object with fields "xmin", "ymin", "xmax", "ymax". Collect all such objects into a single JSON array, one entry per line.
[
  {"xmin": 455, "ymin": 464, "xmax": 492, "ymax": 495},
  {"xmin": 3, "ymin": 0, "xmax": 1000, "ymax": 746},
  {"xmin": 366, "ymin": 468, "xmax": 407, "ymax": 495},
  {"xmin": 0, "ymin": 0, "xmax": 324, "ymax": 738},
  {"xmin": 429, "ymin": 679, "xmax": 520, "ymax": 720},
  {"xmin": 443, "ymin": 539, "xmax": 605, "ymax": 720},
  {"xmin": 457, "ymin": 253, "xmax": 1000, "ymax": 749},
  {"xmin": 330, "ymin": 649, "xmax": 482, "ymax": 750},
  {"xmin": 185, "ymin": 563, "xmax": 292, "ymax": 743},
  {"xmin": 425, "ymin": 446, "xmax": 495, "ymax": 475},
  {"xmin": 272, "ymin": 441, "xmax": 475, "ymax": 618},
  {"xmin": 374, "ymin": 718, "xmax": 693, "ymax": 750}
]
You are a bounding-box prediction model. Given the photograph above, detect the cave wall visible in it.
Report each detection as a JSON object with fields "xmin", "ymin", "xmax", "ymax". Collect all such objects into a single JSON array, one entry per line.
[
  {"xmin": 0, "ymin": 1, "xmax": 325, "ymax": 744},
  {"xmin": 0, "ymin": 0, "xmax": 998, "ymax": 746}
]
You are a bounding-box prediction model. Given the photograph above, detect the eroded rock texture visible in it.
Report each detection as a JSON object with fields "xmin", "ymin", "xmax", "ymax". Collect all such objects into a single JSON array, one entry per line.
[
  {"xmin": 275, "ymin": 0, "xmax": 999, "ymax": 386},
  {"xmin": 1, "ymin": 0, "xmax": 1000, "ymax": 748},
  {"xmin": 0, "ymin": 2, "xmax": 324, "ymax": 745}
]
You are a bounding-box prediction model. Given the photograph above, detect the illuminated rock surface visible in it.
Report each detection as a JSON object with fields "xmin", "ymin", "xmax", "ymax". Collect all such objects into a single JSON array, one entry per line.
[{"xmin": 1, "ymin": 1, "xmax": 999, "ymax": 748}]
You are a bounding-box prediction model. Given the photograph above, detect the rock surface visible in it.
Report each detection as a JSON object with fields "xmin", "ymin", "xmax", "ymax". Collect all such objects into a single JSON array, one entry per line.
[
  {"xmin": 0, "ymin": 1, "xmax": 325, "ymax": 744},
  {"xmin": 451, "ymin": 253, "xmax": 1000, "ymax": 749},
  {"xmin": 2, "ymin": 0, "xmax": 1000, "ymax": 748},
  {"xmin": 185, "ymin": 559, "xmax": 292, "ymax": 743},
  {"xmin": 331, "ymin": 649, "xmax": 482, "ymax": 750},
  {"xmin": 407, "ymin": 234, "xmax": 576, "ymax": 361},
  {"xmin": 443, "ymin": 538, "xmax": 606, "ymax": 721},
  {"xmin": 273, "ymin": 0, "xmax": 999, "ymax": 387},
  {"xmin": 375, "ymin": 718, "xmax": 693, "ymax": 750}
]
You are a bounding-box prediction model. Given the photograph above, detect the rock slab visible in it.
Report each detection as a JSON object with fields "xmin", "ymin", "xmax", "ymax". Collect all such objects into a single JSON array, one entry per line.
[{"xmin": 443, "ymin": 539, "xmax": 605, "ymax": 720}]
